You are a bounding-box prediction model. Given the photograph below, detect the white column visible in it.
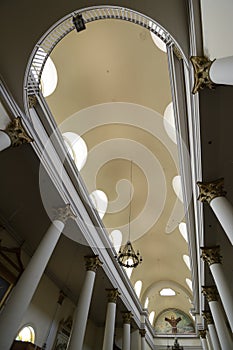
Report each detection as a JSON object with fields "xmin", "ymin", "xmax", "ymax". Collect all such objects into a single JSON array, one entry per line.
[
  {"xmin": 199, "ymin": 330, "xmax": 209, "ymax": 350},
  {"xmin": 0, "ymin": 205, "xmax": 74, "ymax": 350},
  {"xmin": 210, "ymin": 196, "xmax": 233, "ymax": 245},
  {"xmin": 202, "ymin": 311, "xmax": 221, "ymax": 350},
  {"xmin": 0, "ymin": 117, "xmax": 33, "ymax": 152},
  {"xmin": 102, "ymin": 289, "xmax": 119, "ymax": 350},
  {"xmin": 122, "ymin": 312, "xmax": 132, "ymax": 350},
  {"xmin": 201, "ymin": 246, "xmax": 233, "ymax": 331},
  {"xmin": 209, "ymin": 56, "xmax": 233, "ymax": 85},
  {"xmin": 206, "ymin": 331, "xmax": 214, "ymax": 350},
  {"xmin": 197, "ymin": 178, "xmax": 233, "ymax": 245},
  {"xmin": 202, "ymin": 287, "xmax": 233, "ymax": 350},
  {"xmin": 139, "ymin": 329, "xmax": 146, "ymax": 350},
  {"xmin": 208, "ymin": 324, "xmax": 221, "ymax": 350},
  {"xmin": 68, "ymin": 256, "xmax": 102, "ymax": 350},
  {"xmin": 0, "ymin": 130, "xmax": 11, "ymax": 151}
]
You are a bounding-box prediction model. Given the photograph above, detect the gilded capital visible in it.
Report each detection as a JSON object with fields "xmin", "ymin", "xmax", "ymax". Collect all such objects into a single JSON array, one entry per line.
[
  {"xmin": 202, "ymin": 286, "xmax": 218, "ymax": 302},
  {"xmin": 54, "ymin": 204, "xmax": 76, "ymax": 223},
  {"xmin": 106, "ymin": 288, "xmax": 120, "ymax": 303},
  {"xmin": 201, "ymin": 246, "xmax": 222, "ymax": 265},
  {"xmin": 122, "ymin": 311, "xmax": 133, "ymax": 324},
  {"xmin": 4, "ymin": 117, "xmax": 33, "ymax": 147},
  {"xmin": 199, "ymin": 329, "xmax": 207, "ymax": 339},
  {"xmin": 202, "ymin": 311, "xmax": 213, "ymax": 325},
  {"xmin": 84, "ymin": 255, "xmax": 103, "ymax": 272},
  {"xmin": 190, "ymin": 56, "xmax": 215, "ymax": 94},
  {"xmin": 139, "ymin": 329, "xmax": 146, "ymax": 337},
  {"xmin": 197, "ymin": 178, "xmax": 226, "ymax": 204}
]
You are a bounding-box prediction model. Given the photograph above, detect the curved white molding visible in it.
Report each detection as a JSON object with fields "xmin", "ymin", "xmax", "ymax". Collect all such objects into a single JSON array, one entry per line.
[{"xmin": 141, "ymin": 279, "xmax": 192, "ymax": 306}]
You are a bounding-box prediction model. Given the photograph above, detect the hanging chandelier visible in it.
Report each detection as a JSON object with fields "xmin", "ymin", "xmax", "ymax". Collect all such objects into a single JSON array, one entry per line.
[{"xmin": 117, "ymin": 161, "xmax": 142, "ymax": 268}]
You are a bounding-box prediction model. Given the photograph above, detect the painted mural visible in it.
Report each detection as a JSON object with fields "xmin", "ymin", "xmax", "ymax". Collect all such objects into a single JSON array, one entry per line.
[{"xmin": 154, "ymin": 308, "xmax": 195, "ymax": 334}]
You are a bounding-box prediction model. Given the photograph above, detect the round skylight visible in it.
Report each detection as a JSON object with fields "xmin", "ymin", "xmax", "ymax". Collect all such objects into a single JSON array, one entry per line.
[
  {"xmin": 109, "ymin": 229, "xmax": 122, "ymax": 253},
  {"xmin": 159, "ymin": 288, "xmax": 176, "ymax": 296},
  {"xmin": 179, "ymin": 222, "xmax": 188, "ymax": 242},
  {"xmin": 149, "ymin": 311, "xmax": 155, "ymax": 325},
  {"xmin": 90, "ymin": 190, "xmax": 108, "ymax": 219},
  {"xmin": 163, "ymin": 102, "xmax": 177, "ymax": 144},
  {"xmin": 41, "ymin": 56, "xmax": 58, "ymax": 97},
  {"xmin": 134, "ymin": 280, "xmax": 142, "ymax": 299},
  {"xmin": 144, "ymin": 297, "xmax": 149, "ymax": 309},
  {"xmin": 186, "ymin": 278, "xmax": 193, "ymax": 291},
  {"xmin": 183, "ymin": 255, "xmax": 191, "ymax": 270},
  {"xmin": 172, "ymin": 175, "xmax": 184, "ymax": 202},
  {"xmin": 149, "ymin": 22, "xmax": 167, "ymax": 53},
  {"xmin": 32, "ymin": 48, "xmax": 58, "ymax": 97},
  {"xmin": 62, "ymin": 132, "xmax": 88, "ymax": 171}
]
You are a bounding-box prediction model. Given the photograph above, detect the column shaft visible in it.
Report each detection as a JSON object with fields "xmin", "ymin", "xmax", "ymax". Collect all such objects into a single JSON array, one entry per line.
[
  {"xmin": 208, "ymin": 324, "xmax": 221, "ymax": 350},
  {"xmin": 210, "ymin": 196, "xmax": 233, "ymax": 245},
  {"xmin": 122, "ymin": 323, "xmax": 131, "ymax": 350},
  {"xmin": 0, "ymin": 130, "xmax": 11, "ymax": 151},
  {"xmin": 209, "ymin": 56, "xmax": 233, "ymax": 85},
  {"xmin": 200, "ymin": 337, "xmax": 209, "ymax": 350},
  {"xmin": 68, "ymin": 270, "xmax": 96, "ymax": 350},
  {"xmin": 209, "ymin": 300, "xmax": 233, "ymax": 349},
  {"xmin": 0, "ymin": 219, "xmax": 64, "ymax": 350},
  {"xmin": 102, "ymin": 302, "xmax": 117, "ymax": 350},
  {"xmin": 210, "ymin": 263, "xmax": 233, "ymax": 331}
]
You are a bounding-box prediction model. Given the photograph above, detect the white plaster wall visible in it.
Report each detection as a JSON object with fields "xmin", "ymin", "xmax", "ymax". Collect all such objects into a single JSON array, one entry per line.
[
  {"xmin": 17, "ymin": 274, "xmax": 75, "ymax": 348},
  {"xmin": 83, "ymin": 319, "xmax": 104, "ymax": 350}
]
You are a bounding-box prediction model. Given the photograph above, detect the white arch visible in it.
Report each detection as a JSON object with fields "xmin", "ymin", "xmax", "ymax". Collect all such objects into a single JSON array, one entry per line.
[{"xmin": 141, "ymin": 280, "xmax": 192, "ymax": 306}]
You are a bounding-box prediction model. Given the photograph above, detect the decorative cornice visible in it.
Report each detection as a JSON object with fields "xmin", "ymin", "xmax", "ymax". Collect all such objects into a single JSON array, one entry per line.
[
  {"xmin": 122, "ymin": 311, "xmax": 133, "ymax": 324},
  {"xmin": 202, "ymin": 311, "xmax": 213, "ymax": 325},
  {"xmin": 199, "ymin": 329, "xmax": 207, "ymax": 339},
  {"xmin": 54, "ymin": 204, "xmax": 76, "ymax": 223},
  {"xmin": 202, "ymin": 286, "xmax": 218, "ymax": 302},
  {"xmin": 139, "ymin": 328, "xmax": 146, "ymax": 337},
  {"xmin": 4, "ymin": 117, "xmax": 33, "ymax": 147},
  {"xmin": 197, "ymin": 178, "xmax": 226, "ymax": 204},
  {"xmin": 84, "ymin": 255, "xmax": 103, "ymax": 272},
  {"xmin": 190, "ymin": 56, "xmax": 215, "ymax": 94},
  {"xmin": 106, "ymin": 288, "xmax": 120, "ymax": 303},
  {"xmin": 201, "ymin": 246, "xmax": 222, "ymax": 265}
]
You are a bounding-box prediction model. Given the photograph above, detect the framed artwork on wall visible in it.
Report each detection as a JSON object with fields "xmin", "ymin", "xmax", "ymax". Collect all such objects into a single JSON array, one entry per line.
[
  {"xmin": 154, "ymin": 308, "xmax": 195, "ymax": 334},
  {"xmin": 53, "ymin": 316, "xmax": 73, "ymax": 350}
]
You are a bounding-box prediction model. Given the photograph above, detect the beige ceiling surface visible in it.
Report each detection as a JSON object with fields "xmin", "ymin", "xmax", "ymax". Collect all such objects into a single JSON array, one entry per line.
[{"xmin": 45, "ymin": 18, "xmax": 193, "ymax": 325}]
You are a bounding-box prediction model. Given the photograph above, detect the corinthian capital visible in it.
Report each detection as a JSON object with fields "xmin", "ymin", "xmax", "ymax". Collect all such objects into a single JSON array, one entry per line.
[
  {"xmin": 139, "ymin": 329, "xmax": 146, "ymax": 337},
  {"xmin": 122, "ymin": 311, "xmax": 133, "ymax": 324},
  {"xmin": 84, "ymin": 255, "xmax": 103, "ymax": 272},
  {"xmin": 201, "ymin": 246, "xmax": 222, "ymax": 265},
  {"xmin": 190, "ymin": 56, "xmax": 215, "ymax": 94},
  {"xmin": 197, "ymin": 178, "xmax": 226, "ymax": 204},
  {"xmin": 199, "ymin": 329, "xmax": 207, "ymax": 338},
  {"xmin": 4, "ymin": 117, "xmax": 33, "ymax": 147},
  {"xmin": 106, "ymin": 288, "xmax": 120, "ymax": 303},
  {"xmin": 202, "ymin": 311, "xmax": 213, "ymax": 325},
  {"xmin": 54, "ymin": 204, "xmax": 76, "ymax": 223},
  {"xmin": 202, "ymin": 286, "xmax": 218, "ymax": 302}
]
